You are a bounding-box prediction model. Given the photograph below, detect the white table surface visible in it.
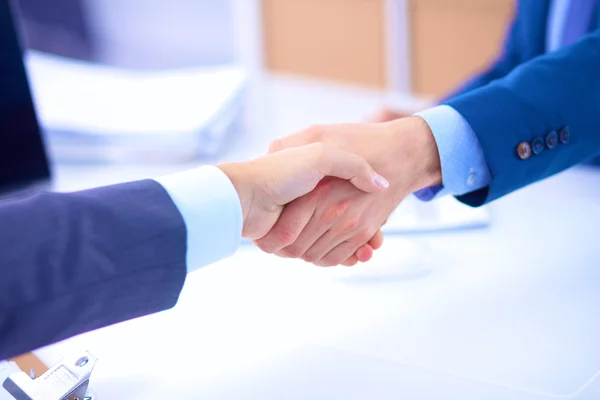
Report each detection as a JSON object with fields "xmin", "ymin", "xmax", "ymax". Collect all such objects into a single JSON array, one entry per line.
[{"xmin": 33, "ymin": 75, "xmax": 600, "ymax": 399}]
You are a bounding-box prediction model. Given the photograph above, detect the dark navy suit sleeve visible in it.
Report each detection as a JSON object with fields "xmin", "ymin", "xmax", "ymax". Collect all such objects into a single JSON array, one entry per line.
[
  {"xmin": 0, "ymin": 179, "xmax": 187, "ymax": 360},
  {"xmin": 445, "ymin": 31, "xmax": 600, "ymax": 206}
]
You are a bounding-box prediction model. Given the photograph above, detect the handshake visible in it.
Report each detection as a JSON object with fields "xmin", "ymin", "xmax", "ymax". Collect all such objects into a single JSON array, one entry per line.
[{"xmin": 218, "ymin": 113, "xmax": 441, "ymax": 267}]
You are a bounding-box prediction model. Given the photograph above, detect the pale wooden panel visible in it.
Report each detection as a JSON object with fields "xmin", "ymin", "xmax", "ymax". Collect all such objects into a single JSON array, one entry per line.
[
  {"xmin": 409, "ymin": 0, "xmax": 514, "ymax": 97},
  {"xmin": 262, "ymin": 0, "xmax": 387, "ymax": 88}
]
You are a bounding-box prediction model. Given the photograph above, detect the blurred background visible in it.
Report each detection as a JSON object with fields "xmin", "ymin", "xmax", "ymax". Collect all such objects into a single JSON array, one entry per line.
[
  {"xmin": 14, "ymin": 0, "xmax": 512, "ymax": 95},
  {"xmin": 10, "ymin": 0, "xmax": 513, "ymax": 165},
  {"xmin": 11, "ymin": 3, "xmax": 600, "ymax": 398}
]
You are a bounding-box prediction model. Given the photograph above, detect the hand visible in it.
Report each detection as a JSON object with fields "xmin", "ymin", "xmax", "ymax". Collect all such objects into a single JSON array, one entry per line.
[
  {"xmin": 254, "ymin": 117, "xmax": 442, "ymax": 266},
  {"xmin": 217, "ymin": 143, "xmax": 389, "ymax": 240}
]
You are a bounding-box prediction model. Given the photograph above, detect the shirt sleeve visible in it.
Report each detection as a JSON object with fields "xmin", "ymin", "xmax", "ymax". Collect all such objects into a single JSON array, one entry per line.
[
  {"xmin": 154, "ymin": 165, "xmax": 242, "ymax": 273},
  {"xmin": 413, "ymin": 105, "xmax": 492, "ymax": 201}
]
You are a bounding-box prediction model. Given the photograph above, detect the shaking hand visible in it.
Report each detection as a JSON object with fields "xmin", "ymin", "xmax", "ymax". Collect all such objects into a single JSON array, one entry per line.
[
  {"xmin": 254, "ymin": 117, "xmax": 441, "ymax": 266},
  {"xmin": 218, "ymin": 143, "xmax": 389, "ymax": 241}
]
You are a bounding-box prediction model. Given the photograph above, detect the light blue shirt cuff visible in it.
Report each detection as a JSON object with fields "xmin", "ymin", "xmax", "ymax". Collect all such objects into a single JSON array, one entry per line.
[
  {"xmin": 414, "ymin": 105, "xmax": 492, "ymax": 200},
  {"xmin": 154, "ymin": 165, "xmax": 242, "ymax": 273}
]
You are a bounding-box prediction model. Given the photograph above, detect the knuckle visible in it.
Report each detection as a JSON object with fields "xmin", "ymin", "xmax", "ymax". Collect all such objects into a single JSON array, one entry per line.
[
  {"xmin": 321, "ymin": 200, "xmax": 350, "ymax": 224},
  {"xmin": 372, "ymin": 108, "xmax": 398, "ymax": 123},
  {"xmin": 302, "ymin": 253, "xmax": 319, "ymax": 264},
  {"xmin": 305, "ymin": 125, "xmax": 325, "ymax": 141},
  {"xmin": 308, "ymin": 142, "xmax": 328, "ymax": 164},
  {"xmin": 275, "ymin": 227, "xmax": 299, "ymax": 247},
  {"xmin": 254, "ymin": 237, "xmax": 276, "ymax": 254},
  {"xmin": 381, "ymin": 107, "xmax": 397, "ymax": 118},
  {"xmin": 312, "ymin": 179, "xmax": 333, "ymax": 201},
  {"xmin": 268, "ymin": 139, "xmax": 282, "ymax": 153},
  {"xmin": 339, "ymin": 216, "xmax": 362, "ymax": 233},
  {"xmin": 358, "ymin": 157, "xmax": 372, "ymax": 176},
  {"xmin": 321, "ymin": 256, "xmax": 341, "ymax": 267},
  {"xmin": 283, "ymin": 245, "xmax": 304, "ymax": 258},
  {"xmin": 260, "ymin": 177, "xmax": 281, "ymax": 202},
  {"xmin": 354, "ymin": 230, "xmax": 374, "ymax": 244},
  {"xmin": 351, "ymin": 153, "xmax": 366, "ymax": 168}
]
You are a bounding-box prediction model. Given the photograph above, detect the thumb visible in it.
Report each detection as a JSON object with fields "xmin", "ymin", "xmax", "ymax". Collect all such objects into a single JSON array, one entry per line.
[{"xmin": 313, "ymin": 144, "xmax": 389, "ymax": 193}]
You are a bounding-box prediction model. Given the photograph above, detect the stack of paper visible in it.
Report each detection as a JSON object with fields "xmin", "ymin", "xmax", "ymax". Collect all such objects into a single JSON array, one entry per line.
[{"xmin": 25, "ymin": 51, "xmax": 247, "ymax": 162}]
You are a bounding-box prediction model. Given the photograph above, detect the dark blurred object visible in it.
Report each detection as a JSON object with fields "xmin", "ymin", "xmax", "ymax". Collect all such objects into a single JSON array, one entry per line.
[
  {"xmin": 12, "ymin": 0, "xmax": 94, "ymax": 60},
  {"xmin": 0, "ymin": 0, "xmax": 50, "ymax": 198}
]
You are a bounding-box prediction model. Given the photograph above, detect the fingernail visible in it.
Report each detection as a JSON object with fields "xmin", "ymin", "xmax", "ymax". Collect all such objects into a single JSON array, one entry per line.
[{"xmin": 373, "ymin": 172, "xmax": 389, "ymax": 188}]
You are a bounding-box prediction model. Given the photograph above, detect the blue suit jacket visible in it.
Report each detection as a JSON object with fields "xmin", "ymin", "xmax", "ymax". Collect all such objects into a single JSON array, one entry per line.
[
  {"xmin": 0, "ymin": 180, "xmax": 187, "ymax": 360},
  {"xmin": 442, "ymin": 0, "xmax": 600, "ymax": 206}
]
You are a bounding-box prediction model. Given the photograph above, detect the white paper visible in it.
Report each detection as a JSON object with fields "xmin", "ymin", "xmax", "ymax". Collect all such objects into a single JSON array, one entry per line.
[{"xmin": 25, "ymin": 50, "xmax": 246, "ymax": 137}]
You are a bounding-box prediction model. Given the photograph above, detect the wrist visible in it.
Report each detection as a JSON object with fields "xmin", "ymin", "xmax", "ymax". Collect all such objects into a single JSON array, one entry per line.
[
  {"xmin": 381, "ymin": 116, "xmax": 442, "ymax": 195},
  {"xmin": 217, "ymin": 161, "xmax": 280, "ymax": 239},
  {"xmin": 410, "ymin": 116, "xmax": 443, "ymax": 191},
  {"xmin": 216, "ymin": 162, "xmax": 254, "ymax": 233}
]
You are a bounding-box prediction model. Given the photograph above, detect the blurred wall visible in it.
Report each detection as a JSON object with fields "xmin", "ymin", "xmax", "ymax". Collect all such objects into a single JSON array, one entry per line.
[
  {"xmin": 15, "ymin": 0, "xmax": 515, "ymax": 97},
  {"xmin": 263, "ymin": 0, "xmax": 387, "ymax": 88},
  {"xmin": 261, "ymin": 0, "xmax": 514, "ymax": 97},
  {"xmin": 410, "ymin": 0, "xmax": 514, "ymax": 96},
  {"xmin": 85, "ymin": 0, "xmax": 237, "ymax": 69}
]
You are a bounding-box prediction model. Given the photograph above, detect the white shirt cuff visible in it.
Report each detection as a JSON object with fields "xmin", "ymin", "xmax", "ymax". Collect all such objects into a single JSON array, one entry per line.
[{"xmin": 154, "ymin": 165, "xmax": 242, "ymax": 273}]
